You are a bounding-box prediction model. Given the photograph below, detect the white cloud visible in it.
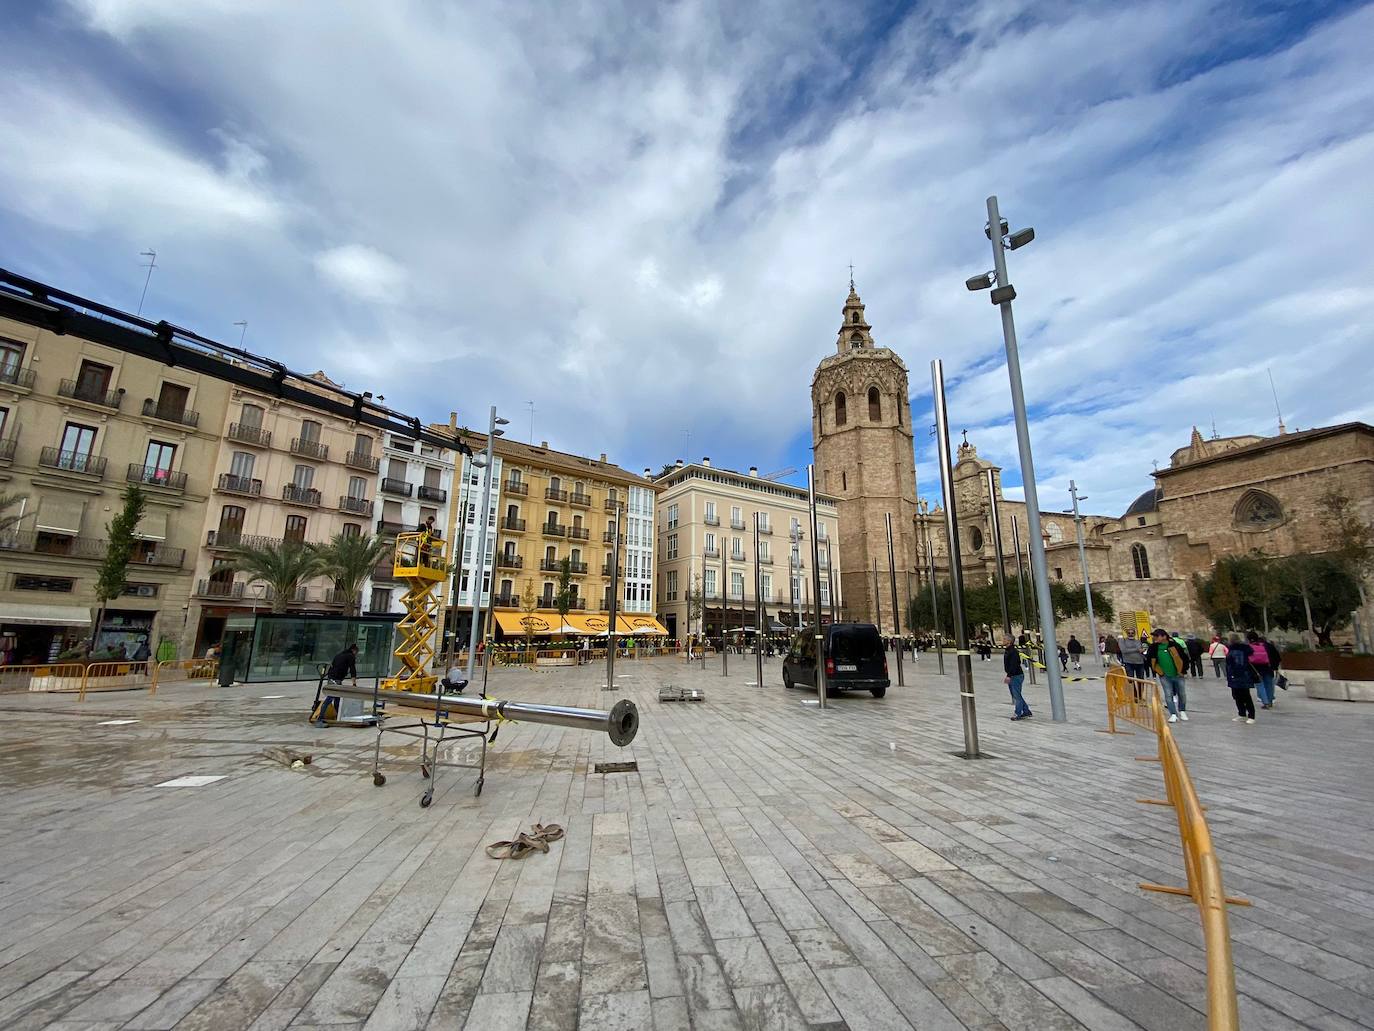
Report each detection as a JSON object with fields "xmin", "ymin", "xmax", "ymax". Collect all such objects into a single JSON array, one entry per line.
[{"xmin": 0, "ymin": 0, "xmax": 1368, "ymax": 515}]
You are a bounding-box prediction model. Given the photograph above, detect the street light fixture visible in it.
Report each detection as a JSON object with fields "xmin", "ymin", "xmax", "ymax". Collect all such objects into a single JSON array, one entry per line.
[{"xmin": 965, "ymin": 195, "xmax": 1066, "ymax": 721}]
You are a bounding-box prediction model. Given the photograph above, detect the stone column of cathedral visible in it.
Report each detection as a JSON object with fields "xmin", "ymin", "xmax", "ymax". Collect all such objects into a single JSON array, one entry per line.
[{"xmin": 811, "ymin": 282, "xmax": 920, "ymax": 627}]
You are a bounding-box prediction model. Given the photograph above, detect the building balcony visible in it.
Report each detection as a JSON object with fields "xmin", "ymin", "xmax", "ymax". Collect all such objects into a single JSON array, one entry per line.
[
  {"xmin": 544, "ymin": 487, "xmax": 568, "ymax": 502},
  {"xmin": 496, "ymin": 554, "xmax": 524, "ymax": 569},
  {"xmin": 568, "ymin": 526, "xmax": 590, "ymax": 541},
  {"xmin": 141, "ymin": 398, "xmax": 199, "ymax": 428},
  {"xmin": 290, "ymin": 437, "xmax": 329, "ymax": 461},
  {"xmin": 39, "ymin": 447, "xmax": 105, "ymax": 478},
  {"xmin": 195, "ymin": 579, "xmax": 245, "ymax": 600},
  {"xmin": 418, "ymin": 485, "xmax": 447, "ymax": 503},
  {"xmin": 0, "ymin": 436, "xmax": 16, "ymax": 463},
  {"xmin": 57, "ymin": 379, "xmax": 122, "ymax": 410},
  {"xmin": 566, "ymin": 599, "xmax": 585, "ymax": 611},
  {"xmin": 704, "ymin": 514, "xmax": 720, "ymax": 526},
  {"xmin": 376, "ymin": 519, "xmax": 407, "ymax": 537},
  {"xmin": 757, "ymin": 524, "xmax": 773, "ymax": 535},
  {"xmin": 493, "ymin": 593, "xmax": 520, "ymax": 608},
  {"xmin": 730, "ymin": 552, "xmax": 746, "ymax": 562},
  {"xmin": 345, "ymin": 449, "xmax": 379, "ymax": 472},
  {"xmin": 540, "ymin": 559, "xmax": 589, "ymax": 574},
  {"xmin": 504, "ymin": 480, "xmax": 528, "ymax": 496},
  {"xmin": 501, "ymin": 516, "xmax": 526, "ymax": 532},
  {"xmin": 600, "ymin": 564, "xmax": 623, "ymax": 578},
  {"xmin": 368, "ymin": 597, "xmax": 394, "ymax": 614},
  {"xmin": 339, "ymin": 495, "xmax": 374, "ymax": 517},
  {"xmin": 282, "ymin": 484, "xmax": 322, "ymax": 508},
  {"xmin": 206, "ymin": 530, "xmax": 281, "ymax": 551},
  {"xmin": 0, "ymin": 364, "xmax": 36, "ymax": 390},
  {"xmin": 569, "ymin": 492, "xmax": 592, "ymax": 508},
  {"xmin": 538, "ymin": 595, "xmax": 555, "ymax": 609},
  {"xmin": 127, "ymin": 464, "xmax": 187, "ymax": 491},
  {"xmin": 603, "ymin": 498, "xmax": 620, "ymax": 512},
  {"xmin": 731, "ymin": 519, "xmax": 746, "ymax": 530},
  {"xmin": 0, "ymin": 531, "xmax": 183, "ymax": 568},
  {"xmin": 542, "ymin": 523, "xmax": 567, "ymax": 538},
  {"xmin": 227, "ymin": 422, "xmax": 272, "ymax": 447},
  {"xmin": 323, "ymin": 587, "xmax": 356, "ymax": 608},
  {"xmin": 603, "ymin": 531, "xmax": 624, "ymax": 545},
  {"xmin": 217, "ymin": 473, "xmax": 261, "ymax": 496},
  {"xmin": 757, "ymin": 555, "xmax": 774, "ymax": 564},
  {"xmin": 380, "ymin": 477, "xmax": 413, "ymax": 497}
]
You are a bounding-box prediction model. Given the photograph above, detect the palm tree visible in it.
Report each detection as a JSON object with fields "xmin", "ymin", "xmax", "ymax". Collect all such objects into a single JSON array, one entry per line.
[
  {"xmin": 313, "ymin": 532, "xmax": 392, "ymax": 614},
  {"xmin": 226, "ymin": 538, "xmax": 322, "ymax": 613},
  {"xmin": 0, "ymin": 492, "xmax": 27, "ymax": 536}
]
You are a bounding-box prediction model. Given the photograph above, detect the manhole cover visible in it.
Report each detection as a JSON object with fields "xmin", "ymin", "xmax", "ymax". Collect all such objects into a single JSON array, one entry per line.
[{"xmin": 594, "ymin": 761, "xmax": 639, "ymax": 774}]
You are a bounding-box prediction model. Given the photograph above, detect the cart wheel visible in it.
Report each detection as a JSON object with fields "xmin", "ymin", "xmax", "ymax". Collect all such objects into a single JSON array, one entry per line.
[
  {"xmin": 420, "ymin": 791, "xmax": 433, "ymax": 808},
  {"xmin": 421, "ymin": 764, "xmax": 430, "ymax": 779},
  {"xmin": 373, "ymin": 772, "xmax": 386, "ymax": 787},
  {"xmin": 474, "ymin": 778, "xmax": 484, "ymax": 797}
]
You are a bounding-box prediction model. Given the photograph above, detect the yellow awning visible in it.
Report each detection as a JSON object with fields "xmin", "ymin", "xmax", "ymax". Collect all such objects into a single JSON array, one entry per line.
[
  {"xmin": 494, "ymin": 611, "xmax": 563, "ymax": 636},
  {"xmin": 619, "ymin": 615, "xmax": 669, "ymax": 635},
  {"xmin": 565, "ymin": 613, "xmax": 613, "ymax": 635}
]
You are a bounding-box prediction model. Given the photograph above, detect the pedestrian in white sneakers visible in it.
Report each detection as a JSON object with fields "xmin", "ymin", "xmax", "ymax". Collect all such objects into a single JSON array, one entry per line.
[{"xmin": 1147, "ymin": 628, "xmax": 1189, "ymax": 723}]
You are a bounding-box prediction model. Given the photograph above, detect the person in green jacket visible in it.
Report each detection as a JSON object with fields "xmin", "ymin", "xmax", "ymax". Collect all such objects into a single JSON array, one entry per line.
[{"xmin": 1147, "ymin": 629, "xmax": 1189, "ymax": 723}]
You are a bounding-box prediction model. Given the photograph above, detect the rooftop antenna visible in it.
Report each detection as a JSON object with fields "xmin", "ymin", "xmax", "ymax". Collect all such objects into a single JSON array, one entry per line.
[
  {"xmin": 233, "ymin": 320, "xmax": 248, "ymax": 348},
  {"xmin": 136, "ymin": 249, "xmax": 158, "ymax": 316},
  {"xmin": 1267, "ymin": 368, "xmax": 1286, "ymax": 434},
  {"xmin": 526, "ymin": 400, "xmax": 535, "ymax": 443},
  {"xmin": 1211, "ymin": 415, "xmax": 1219, "ymax": 440}
]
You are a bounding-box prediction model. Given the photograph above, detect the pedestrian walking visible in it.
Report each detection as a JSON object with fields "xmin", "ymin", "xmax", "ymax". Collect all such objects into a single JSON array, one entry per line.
[
  {"xmin": 1185, "ymin": 634, "xmax": 1205, "ymax": 677},
  {"xmin": 1118, "ymin": 631, "xmax": 1148, "ymax": 698},
  {"xmin": 1003, "ymin": 635, "xmax": 1032, "ymax": 720},
  {"xmin": 1208, "ymin": 635, "xmax": 1228, "ymax": 677},
  {"xmin": 1057, "ymin": 644, "xmax": 1069, "ymax": 672},
  {"xmin": 1247, "ymin": 630, "xmax": 1280, "ymax": 708},
  {"xmin": 1105, "ymin": 633, "xmax": 1121, "ymax": 664},
  {"xmin": 1224, "ymin": 635, "xmax": 1256, "ymax": 723},
  {"xmin": 1147, "ymin": 628, "xmax": 1189, "ymax": 723},
  {"xmin": 1067, "ymin": 634, "xmax": 1084, "ymax": 671}
]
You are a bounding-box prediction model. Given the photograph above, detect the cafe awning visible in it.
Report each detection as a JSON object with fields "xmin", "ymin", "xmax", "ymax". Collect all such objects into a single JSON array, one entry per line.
[
  {"xmin": 619, "ymin": 615, "xmax": 669, "ymax": 635},
  {"xmin": 494, "ymin": 611, "xmax": 562, "ymax": 636},
  {"xmin": 564, "ymin": 613, "xmax": 613, "ymax": 636},
  {"xmin": 0, "ymin": 603, "xmax": 91, "ymax": 627}
]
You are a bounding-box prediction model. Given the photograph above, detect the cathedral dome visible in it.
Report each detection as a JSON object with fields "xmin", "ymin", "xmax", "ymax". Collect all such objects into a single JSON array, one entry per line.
[{"xmin": 1123, "ymin": 487, "xmax": 1161, "ymax": 518}]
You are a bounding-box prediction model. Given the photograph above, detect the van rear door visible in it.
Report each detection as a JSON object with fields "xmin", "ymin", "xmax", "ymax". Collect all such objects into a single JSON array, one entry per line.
[{"xmin": 828, "ymin": 625, "xmax": 885, "ymax": 680}]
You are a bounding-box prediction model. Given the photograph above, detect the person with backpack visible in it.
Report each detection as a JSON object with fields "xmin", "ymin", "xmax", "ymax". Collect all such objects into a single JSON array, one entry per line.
[
  {"xmin": 1147, "ymin": 628, "xmax": 1189, "ymax": 722},
  {"xmin": 1247, "ymin": 630, "xmax": 1281, "ymax": 708},
  {"xmin": 1066, "ymin": 634, "xmax": 1085, "ymax": 670},
  {"xmin": 1224, "ymin": 634, "xmax": 1257, "ymax": 723},
  {"xmin": 1208, "ymin": 635, "xmax": 1229, "ymax": 677}
]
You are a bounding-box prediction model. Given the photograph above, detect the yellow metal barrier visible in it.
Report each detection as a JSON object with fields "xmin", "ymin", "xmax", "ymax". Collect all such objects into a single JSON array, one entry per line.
[
  {"xmin": 1112, "ymin": 677, "xmax": 1248, "ymax": 1029},
  {"xmin": 0, "ymin": 663, "xmax": 86, "ymax": 694},
  {"xmin": 150, "ymin": 658, "xmax": 220, "ymax": 695},
  {"xmin": 78, "ymin": 661, "xmax": 153, "ymax": 701}
]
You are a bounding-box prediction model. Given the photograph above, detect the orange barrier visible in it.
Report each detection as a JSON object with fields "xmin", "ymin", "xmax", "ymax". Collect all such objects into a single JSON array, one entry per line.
[
  {"xmin": 1111, "ymin": 676, "xmax": 1246, "ymax": 1029},
  {"xmin": 0, "ymin": 663, "xmax": 86, "ymax": 694},
  {"xmin": 78, "ymin": 661, "xmax": 153, "ymax": 701},
  {"xmin": 150, "ymin": 658, "xmax": 219, "ymax": 695}
]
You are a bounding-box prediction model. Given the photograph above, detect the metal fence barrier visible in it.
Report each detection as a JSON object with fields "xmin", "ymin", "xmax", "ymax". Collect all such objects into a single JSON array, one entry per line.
[
  {"xmin": 0, "ymin": 663, "xmax": 87, "ymax": 694},
  {"xmin": 1104, "ymin": 669, "xmax": 1248, "ymax": 1029},
  {"xmin": 150, "ymin": 658, "xmax": 220, "ymax": 695},
  {"xmin": 78, "ymin": 661, "xmax": 153, "ymax": 701}
]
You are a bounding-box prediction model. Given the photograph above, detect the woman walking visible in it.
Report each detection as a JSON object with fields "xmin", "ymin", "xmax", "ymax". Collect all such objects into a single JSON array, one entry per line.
[
  {"xmin": 1224, "ymin": 635, "xmax": 1256, "ymax": 723},
  {"xmin": 1208, "ymin": 635, "xmax": 1228, "ymax": 677},
  {"xmin": 1247, "ymin": 630, "xmax": 1276, "ymax": 708}
]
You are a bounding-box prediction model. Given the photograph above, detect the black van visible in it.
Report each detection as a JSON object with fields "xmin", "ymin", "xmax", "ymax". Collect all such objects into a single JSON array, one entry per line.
[{"xmin": 782, "ymin": 622, "xmax": 889, "ymax": 698}]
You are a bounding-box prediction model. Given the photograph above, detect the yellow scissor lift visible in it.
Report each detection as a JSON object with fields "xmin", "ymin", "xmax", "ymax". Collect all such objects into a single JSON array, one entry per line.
[{"xmin": 370, "ymin": 531, "xmax": 492, "ymax": 804}]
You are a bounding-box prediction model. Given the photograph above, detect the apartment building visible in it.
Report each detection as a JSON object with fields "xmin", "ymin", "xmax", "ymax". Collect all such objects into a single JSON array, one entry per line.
[
  {"xmin": 437, "ymin": 431, "xmax": 662, "ymax": 643},
  {"xmin": 0, "ymin": 314, "xmax": 231, "ymax": 660},
  {"xmin": 653, "ymin": 459, "xmax": 842, "ymax": 641},
  {"xmin": 187, "ymin": 374, "xmax": 381, "ymax": 652},
  {"xmin": 365, "ymin": 430, "xmax": 458, "ymax": 615}
]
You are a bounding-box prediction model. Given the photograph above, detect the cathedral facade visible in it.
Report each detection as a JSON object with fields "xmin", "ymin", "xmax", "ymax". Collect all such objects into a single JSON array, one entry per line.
[{"xmin": 810, "ymin": 285, "xmax": 920, "ymax": 632}]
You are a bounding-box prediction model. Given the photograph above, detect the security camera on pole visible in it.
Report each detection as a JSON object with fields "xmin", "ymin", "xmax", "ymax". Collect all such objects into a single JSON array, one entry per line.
[{"xmin": 964, "ymin": 196, "xmax": 1066, "ymax": 721}]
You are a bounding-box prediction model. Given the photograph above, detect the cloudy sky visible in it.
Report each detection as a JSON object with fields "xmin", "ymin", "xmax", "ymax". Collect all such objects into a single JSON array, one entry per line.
[{"xmin": 3, "ymin": 0, "xmax": 1371, "ymax": 516}]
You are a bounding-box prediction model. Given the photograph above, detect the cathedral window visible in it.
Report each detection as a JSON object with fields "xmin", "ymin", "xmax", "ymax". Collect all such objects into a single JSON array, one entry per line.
[
  {"xmin": 834, "ymin": 391, "xmax": 847, "ymax": 426},
  {"xmin": 970, "ymin": 527, "xmax": 983, "ymax": 551},
  {"xmin": 842, "ymin": 471, "xmax": 847, "ymax": 491},
  {"xmin": 867, "ymin": 387, "xmax": 881, "ymax": 421},
  {"xmin": 851, "ymin": 312, "xmax": 861, "ymax": 324},
  {"xmin": 1233, "ymin": 489, "xmax": 1283, "ymax": 530},
  {"xmin": 850, "ymin": 332, "xmax": 863, "ymax": 349},
  {"xmin": 1131, "ymin": 543, "xmax": 1151, "ymax": 579}
]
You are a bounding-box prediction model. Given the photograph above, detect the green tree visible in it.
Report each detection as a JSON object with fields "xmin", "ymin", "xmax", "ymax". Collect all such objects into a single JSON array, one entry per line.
[
  {"xmin": 92, "ymin": 484, "xmax": 146, "ymax": 655},
  {"xmin": 227, "ymin": 538, "xmax": 321, "ymax": 613},
  {"xmin": 554, "ymin": 557, "xmax": 575, "ymax": 623},
  {"xmin": 1194, "ymin": 557, "xmax": 1242, "ymax": 630},
  {"xmin": 908, "ymin": 574, "xmax": 1111, "ymax": 640},
  {"xmin": 0, "ymin": 492, "xmax": 28, "ymax": 536},
  {"xmin": 312, "ymin": 532, "xmax": 392, "ymax": 614},
  {"xmin": 1319, "ymin": 489, "xmax": 1372, "ymax": 622},
  {"xmin": 519, "ymin": 577, "xmax": 540, "ymax": 653},
  {"xmin": 686, "ymin": 573, "xmax": 705, "ymax": 641},
  {"xmin": 1274, "ymin": 554, "xmax": 1360, "ymax": 647}
]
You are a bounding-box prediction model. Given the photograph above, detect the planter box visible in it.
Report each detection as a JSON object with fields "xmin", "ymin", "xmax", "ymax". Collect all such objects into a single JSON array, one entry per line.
[
  {"xmin": 1329, "ymin": 654, "xmax": 1374, "ymax": 681},
  {"xmin": 1280, "ymin": 651, "xmax": 1334, "ymax": 672}
]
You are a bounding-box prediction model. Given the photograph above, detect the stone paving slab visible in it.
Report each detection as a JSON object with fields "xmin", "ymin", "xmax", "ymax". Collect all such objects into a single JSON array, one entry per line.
[{"xmin": 0, "ymin": 654, "xmax": 1370, "ymax": 1029}]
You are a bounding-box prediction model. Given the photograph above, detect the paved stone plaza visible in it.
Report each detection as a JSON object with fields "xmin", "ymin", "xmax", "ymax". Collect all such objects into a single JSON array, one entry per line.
[{"xmin": 0, "ymin": 655, "xmax": 1370, "ymax": 1030}]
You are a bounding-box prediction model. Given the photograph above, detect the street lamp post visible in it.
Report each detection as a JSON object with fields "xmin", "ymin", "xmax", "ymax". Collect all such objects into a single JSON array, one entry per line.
[
  {"xmin": 606, "ymin": 500, "xmax": 623, "ymax": 690},
  {"xmin": 753, "ymin": 512, "xmax": 764, "ymax": 688},
  {"xmin": 964, "ymin": 195, "xmax": 1065, "ymax": 721},
  {"xmin": 464, "ymin": 406, "xmax": 508, "ymax": 686},
  {"xmin": 1069, "ymin": 481, "xmax": 1103, "ymax": 669},
  {"xmin": 985, "ymin": 469, "xmax": 1012, "ymax": 640},
  {"xmin": 807, "ymin": 466, "xmax": 828, "ymax": 709},
  {"xmin": 1011, "ymin": 514, "xmax": 1036, "ymax": 685},
  {"xmin": 885, "ymin": 513, "xmax": 905, "ymax": 687}
]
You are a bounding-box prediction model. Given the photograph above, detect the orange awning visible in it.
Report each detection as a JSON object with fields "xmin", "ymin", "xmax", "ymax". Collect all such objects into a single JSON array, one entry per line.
[
  {"xmin": 494, "ymin": 611, "xmax": 563, "ymax": 636},
  {"xmin": 565, "ymin": 613, "xmax": 613, "ymax": 635},
  {"xmin": 619, "ymin": 614, "xmax": 669, "ymax": 635}
]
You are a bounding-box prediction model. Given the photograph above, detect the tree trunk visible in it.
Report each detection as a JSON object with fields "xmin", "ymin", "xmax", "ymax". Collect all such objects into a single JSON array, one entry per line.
[
  {"xmin": 1300, "ymin": 585, "xmax": 1316, "ymax": 649},
  {"xmin": 90, "ymin": 602, "xmax": 107, "ymax": 656}
]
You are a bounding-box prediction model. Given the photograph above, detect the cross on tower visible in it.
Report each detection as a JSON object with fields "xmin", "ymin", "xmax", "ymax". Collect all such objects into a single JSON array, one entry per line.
[
  {"xmin": 848, "ymin": 263, "xmax": 855, "ymax": 289},
  {"xmin": 961, "ymin": 429, "xmax": 969, "ymax": 446}
]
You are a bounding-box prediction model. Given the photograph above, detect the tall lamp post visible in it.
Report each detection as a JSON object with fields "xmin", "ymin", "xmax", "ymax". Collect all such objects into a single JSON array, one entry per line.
[
  {"xmin": 1068, "ymin": 481, "xmax": 1103, "ymax": 669},
  {"xmin": 964, "ymin": 195, "xmax": 1066, "ymax": 721},
  {"xmin": 464, "ymin": 406, "xmax": 508, "ymax": 686}
]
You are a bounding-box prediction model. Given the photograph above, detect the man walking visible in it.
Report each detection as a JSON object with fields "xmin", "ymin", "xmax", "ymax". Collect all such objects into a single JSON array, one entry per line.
[
  {"xmin": 1185, "ymin": 634, "xmax": 1205, "ymax": 678},
  {"xmin": 1119, "ymin": 631, "xmax": 1148, "ymax": 699},
  {"xmin": 1002, "ymin": 635, "xmax": 1032, "ymax": 720},
  {"xmin": 1147, "ymin": 629, "xmax": 1189, "ymax": 723},
  {"xmin": 1066, "ymin": 634, "xmax": 1085, "ymax": 671},
  {"xmin": 1224, "ymin": 634, "xmax": 1256, "ymax": 723}
]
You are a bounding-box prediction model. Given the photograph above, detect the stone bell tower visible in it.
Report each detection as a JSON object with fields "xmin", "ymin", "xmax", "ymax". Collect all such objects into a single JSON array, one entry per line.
[{"xmin": 811, "ymin": 283, "xmax": 920, "ymax": 632}]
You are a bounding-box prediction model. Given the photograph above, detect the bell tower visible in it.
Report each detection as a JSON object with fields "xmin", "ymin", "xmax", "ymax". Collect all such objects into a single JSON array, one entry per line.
[{"xmin": 811, "ymin": 282, "xmax": 920, "ymax": 631}]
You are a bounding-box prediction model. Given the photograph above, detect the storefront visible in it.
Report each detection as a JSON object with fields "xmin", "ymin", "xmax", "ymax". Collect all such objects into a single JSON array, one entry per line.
[
  {"xmin": 0, "ymin": 604, "xmax": 90, "ymax": 664},
  {"xmin": 94, "ymin": 609, "xmax": 156, "ymax": 657},
  {"xmin": 218, "ymin": 613, "xmax": 402, "ymax": 684}
]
